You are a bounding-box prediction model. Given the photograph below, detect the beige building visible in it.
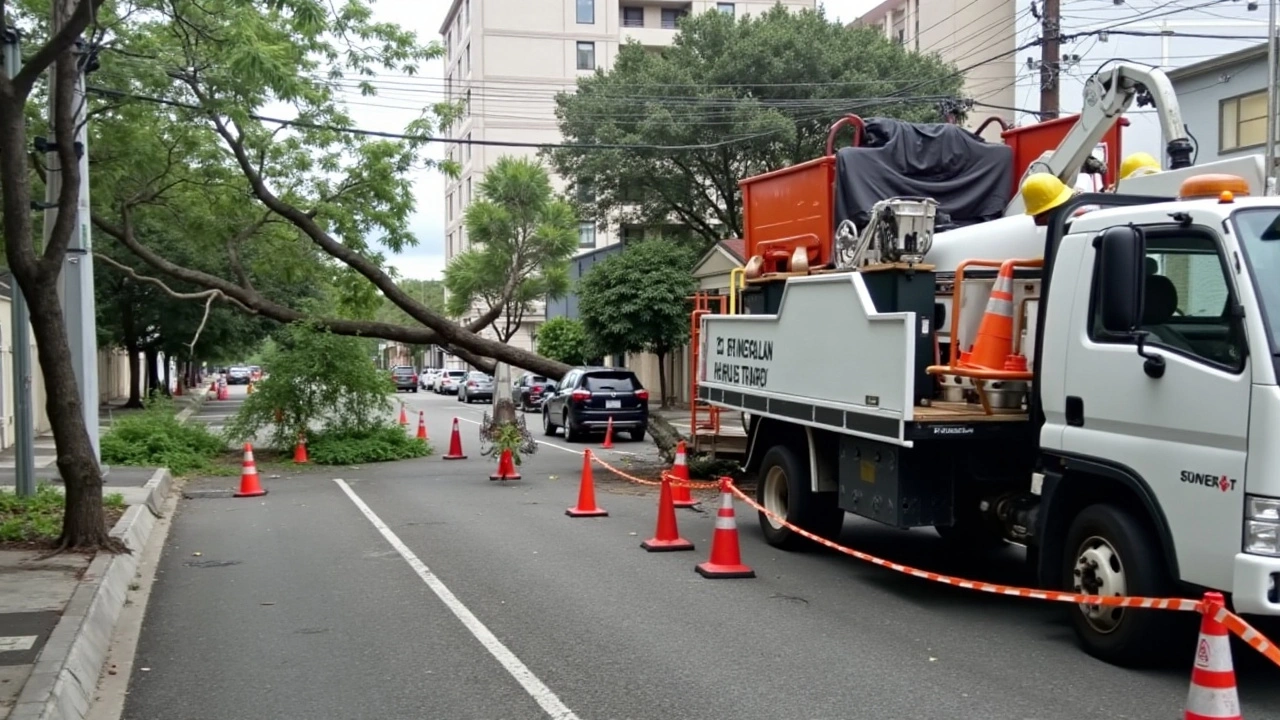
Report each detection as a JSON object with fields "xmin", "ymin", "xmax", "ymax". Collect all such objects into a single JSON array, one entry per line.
[
  {"xmin": 437, "ymin": 0, "xmax": 815, "ymax": 366},
  {"xmin": 850, "ymin": 0, "xmax": 1019, "ymax": 139}
]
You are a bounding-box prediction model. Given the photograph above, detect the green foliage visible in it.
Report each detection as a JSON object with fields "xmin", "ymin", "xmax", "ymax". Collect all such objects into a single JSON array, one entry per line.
[
  {"xmin": 549, "ymin": 6, "xmax": 965, "ymax": 247},
  {"xmin": 224, "ymin": 322, "xmax": 396, "ymax": 451},
  {"xmin": 0, "ymin": 484, "xmax": 126, "ymax": 543},
  {"xmin": 536, "ymin": 317, "xmax": 590, "ymax": 366},
  {"xmin": 444, "ymin": 157, "xmax": 578, "ymax": 341},
  {"xmin": 577, "ymin": 240, "xmax": 699, "ymax": 359},
  {"xmin": 481, "ymin": 422, "xmax": 526, "ymax": 466},
  {"xmin": 100, "ymin": 396, "xmax": 226, "ymax": 475},
  {"xmin": 307, "ymin": 423, "xmax": 432, "ymax": 465}
]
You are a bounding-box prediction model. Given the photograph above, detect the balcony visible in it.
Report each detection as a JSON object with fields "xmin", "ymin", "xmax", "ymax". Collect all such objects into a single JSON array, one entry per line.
[{"xmin": 618, "ymin": 2, "xmax": 690, "ymax": 46}]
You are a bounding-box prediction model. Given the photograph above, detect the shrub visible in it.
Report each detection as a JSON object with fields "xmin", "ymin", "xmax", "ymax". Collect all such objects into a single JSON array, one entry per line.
[
  {"xmin": 224, "ymin": 321, "xmax": 396, "ymax": 451},
  {"xmin": 306, "ymin": 423, "xmax": 433, "ymax": 465},
  {"xmin": 101, "ymin": 396, "xmax": 224, "ymax": 475},
  {"xmin": 0, "ymin": 483, "xmax": 125, "ymax": 542}
]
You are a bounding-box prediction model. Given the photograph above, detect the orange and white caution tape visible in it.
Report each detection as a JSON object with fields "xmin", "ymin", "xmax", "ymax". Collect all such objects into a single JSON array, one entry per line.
[{"xmin": 585, "ymin": 453, "xmax": 1280, "ymax": 667}]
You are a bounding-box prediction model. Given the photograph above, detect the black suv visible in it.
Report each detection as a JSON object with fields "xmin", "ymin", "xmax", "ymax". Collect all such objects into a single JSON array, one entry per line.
[
  {"xmin": 514, "ymin": 373, "xmax": 552, "ymax": 412},
  {"xmin": 542, "ymin": 367, "xmax": 648, "ymax": 442},
  {"xmin": 390, "ymin": 365, "xmax": 418, "ymax": 393}
]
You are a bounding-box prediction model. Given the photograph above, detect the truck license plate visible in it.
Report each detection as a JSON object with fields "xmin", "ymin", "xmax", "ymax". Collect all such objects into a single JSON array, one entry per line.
[{"xmin": 605, "ymin": 400, "xmax": 621, "ymax": 409}]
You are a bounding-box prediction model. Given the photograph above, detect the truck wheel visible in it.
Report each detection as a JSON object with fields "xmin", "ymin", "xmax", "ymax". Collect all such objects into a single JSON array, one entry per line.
[
  {"xmin": 756, "ymin": 445, "xmax": 843, "ymax": 551},
  {"xmin": 1062, "ymin": 503, "xmax": 1180, "ymax": 667}
]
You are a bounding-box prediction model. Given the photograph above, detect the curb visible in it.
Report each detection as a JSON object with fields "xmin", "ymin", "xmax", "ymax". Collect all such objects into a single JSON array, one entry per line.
[{"xmin": 7, "ymin": 470, "xmax": 174, "ymax": 720}]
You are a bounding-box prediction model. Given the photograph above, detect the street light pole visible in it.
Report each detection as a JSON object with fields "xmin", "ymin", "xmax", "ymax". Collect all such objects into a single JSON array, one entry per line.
[{"xmin": 2, "ymin": 26, "xmax": 36, "ymax": 497}]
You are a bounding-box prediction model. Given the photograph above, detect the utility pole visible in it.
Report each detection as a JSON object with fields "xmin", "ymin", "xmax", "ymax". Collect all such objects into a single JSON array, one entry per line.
[
  {"xmin": 3, "ymin": 26, "xmax": 36, "ymax": 497},
  {"xmin": 42, "ymin": 0, "xmax": 102, "ymax": 464},
  {"xmin": 1266, "ymin": 0, "xmax": 1278, "ymax": 192},
  {"xmin": 1040, "ymin": 0, "xmax": 1061, "ymax": 120}
]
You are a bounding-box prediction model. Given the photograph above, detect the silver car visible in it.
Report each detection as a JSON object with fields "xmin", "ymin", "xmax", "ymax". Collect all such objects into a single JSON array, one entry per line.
[{"xmin": 458, "ymin": 371, "xmax": 494, "ymax": 403}]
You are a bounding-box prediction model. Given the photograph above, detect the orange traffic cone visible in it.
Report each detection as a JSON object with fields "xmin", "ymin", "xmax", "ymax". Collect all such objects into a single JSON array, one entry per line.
[
  {"xmin": 490, "ymin": 448, "xmax": 521, "ymax": 481},
  {"xmin": 641, "ymin": 474, "xmax": 695, "ymax": 552},
  {"xmin": 234, "ymin": 443, "xmax": 268, "ymax": 497},
  {"xmin": 1184, "ymin": 591, "xmax": 1241, "ymax": 720},
  {"xmin": 566, "ymin": 449, "xmax": 607, "ymax": 517},
  {"xmin": 601, "ymin": 417, "xmax": 614, "ymax": 449},
  {"xmin": 670, "ymin": 440, "xmax": 697, "ymax": 508},
  {"xmin": 416, "ymin": 411, "xmax": 428, "ymax": 440},
  {"xmin": 959, "ymin": 259, "xmax": 1017, "ymax": 371},
  {"xmin": 293, "ymin": 432, "xmax": 308, "ymax": 464},
  {"xmin": 399, "ymin": 403, "xmax": 408, "ymax": 426},
  {"xmin": 695, "ymin": 477, "xmax": 755, "ymax": 578},
  {"xmin": 443, "ymin": 417, "xmax": 467, "ymax": 460}
]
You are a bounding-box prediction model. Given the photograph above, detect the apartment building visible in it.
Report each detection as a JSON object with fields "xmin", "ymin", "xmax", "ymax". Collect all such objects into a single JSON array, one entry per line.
[
  {"xmin": 437, "ymin": 0, "xmax": 814, "ymax": 362},
  {"xmin": 851, "ymin": 0, "xmax": 1023, "ymax": 139}
]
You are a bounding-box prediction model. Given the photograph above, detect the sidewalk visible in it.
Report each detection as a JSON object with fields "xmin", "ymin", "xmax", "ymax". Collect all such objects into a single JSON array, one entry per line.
[{"xmin": 0, "ymin": 393, "xmax": 201, "ymax": 720}]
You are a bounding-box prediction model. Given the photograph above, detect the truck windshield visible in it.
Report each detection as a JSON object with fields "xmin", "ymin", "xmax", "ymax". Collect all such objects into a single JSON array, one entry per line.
[{"xmin": 1231, "ymin": 208, "xmax": 1280, "ymax": 353}]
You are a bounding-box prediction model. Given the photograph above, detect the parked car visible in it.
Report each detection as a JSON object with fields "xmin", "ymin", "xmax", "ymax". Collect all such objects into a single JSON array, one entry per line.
[
  {"xmin": 513, "ymin": 373, "xmax": 552, "ymax": 412},
  {"xmin": 420, "ymin": 368, "xmax": 440, "ymax": 389},
  {"xmin": 436, "ymin": 369, "xmax": 467, "ymax": 394},
  {"xmin": 542, "ymin": 367, "xmax": 649, "ymax": 442},
  {"xmin": 458, "ymin": 371, "xmax": 494, "ymax": 403},
  {"xmin": 390, "ymin": 365, "xmax": 418, "ymax": 393},
  {"xmin": 226, "ymin": 366, "xmax": 252, "ymax": 385}
]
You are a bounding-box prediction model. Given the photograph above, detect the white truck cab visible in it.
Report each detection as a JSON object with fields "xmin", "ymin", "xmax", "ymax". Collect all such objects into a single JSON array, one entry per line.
[{"xmin": 1042, "ymin": 191, "xmax": 1280, "ymax": 619}]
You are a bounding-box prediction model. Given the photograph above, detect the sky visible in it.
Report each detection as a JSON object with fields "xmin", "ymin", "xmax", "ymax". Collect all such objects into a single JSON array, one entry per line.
[{"xmin": 364, "ymin": 0, "xmax": 873, "ymax": 282}]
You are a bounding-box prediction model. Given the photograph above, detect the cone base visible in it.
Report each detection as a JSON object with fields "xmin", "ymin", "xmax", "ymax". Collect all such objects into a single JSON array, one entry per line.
[
  {"xmin": 443, "ymin": 454, "xmax": 468, "ymax": 460},
  {"xmin": 490, "ymin": 472, "xmax": 522, "ymax": 481},
  {"xmin": 641, "ymin": 537, "xmax": 695, "ymax": 552},
  {"xmin": 234, "ymin": 488, "xmax": 268, "ymax": 498},
  {"xmin": 695, "ymin": 562, "xmax": 755, "ymax": 578},
  {"xmin": 566, "ymin": 507, "xmax": 608, "ymax": 517}
]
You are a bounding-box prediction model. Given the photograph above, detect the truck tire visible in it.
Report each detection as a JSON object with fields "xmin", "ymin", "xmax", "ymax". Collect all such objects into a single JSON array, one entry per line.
[
  {"xmin": 1061, "ymin": 503, "xmax": 1181, "ymax": 667},
  {"xmin": 756, "ymin": 445, "xmax": 843, "ymax": 551}
]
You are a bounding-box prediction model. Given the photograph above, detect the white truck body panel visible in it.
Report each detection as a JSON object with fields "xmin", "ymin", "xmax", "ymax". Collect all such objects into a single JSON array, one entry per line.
[{"xmin": 698, "ymin": 273, "xmax": 916, "ymax": 444}]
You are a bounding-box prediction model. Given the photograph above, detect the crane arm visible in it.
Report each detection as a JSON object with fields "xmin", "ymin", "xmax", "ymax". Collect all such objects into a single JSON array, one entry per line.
[{"xmin": 1004, "ymin": 63, "xmax": 1194, "ymax": 214}]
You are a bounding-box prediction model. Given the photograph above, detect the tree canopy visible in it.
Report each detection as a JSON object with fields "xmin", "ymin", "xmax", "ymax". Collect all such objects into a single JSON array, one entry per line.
[
  {"xmin": 443, "ymin": 156, "xmax": 577, "ymax": 343},
  {"xmin": 535, "ymin": 317, "xmax": 590, "ymax": 367},
  {"xmin": 547, "ymin": 6, "xmax": 965, "ymax": 247},
  {"xmin": 577, "ymin": 240, "xmax": 698, "ymax": 406}
]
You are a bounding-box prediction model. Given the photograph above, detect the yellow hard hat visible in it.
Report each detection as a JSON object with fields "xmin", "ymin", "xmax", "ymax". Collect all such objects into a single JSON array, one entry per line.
[
  {"xmin": 1021, "ymin": 173, "xmax": 1074, "ymax": 216},
  {"xmin": 1120, "ymin": 152, "xmax": 1160, "ymax": 180}
]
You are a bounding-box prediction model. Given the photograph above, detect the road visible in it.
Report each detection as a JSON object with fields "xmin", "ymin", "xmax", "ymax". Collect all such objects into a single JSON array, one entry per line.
[{"xmin": 114, "ymin": 388, "xmax": 1280, "ymax": 720}]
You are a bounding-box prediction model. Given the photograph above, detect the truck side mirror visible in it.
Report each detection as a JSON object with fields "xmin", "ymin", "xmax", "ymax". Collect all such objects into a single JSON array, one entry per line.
[{"xmin": 1096, "ymin": 225, "xmax": 1146, "ymax": 334}]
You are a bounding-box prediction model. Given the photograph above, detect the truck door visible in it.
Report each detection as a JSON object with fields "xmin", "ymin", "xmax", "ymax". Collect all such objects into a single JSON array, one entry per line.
[{"xmin": 1055, "ymin": 214, "xmax": 1250, "ymax": 592}]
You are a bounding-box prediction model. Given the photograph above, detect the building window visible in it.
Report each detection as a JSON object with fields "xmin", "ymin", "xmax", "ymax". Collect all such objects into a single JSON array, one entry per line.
[
  {"xmin": 622, "ymin": 6, "xmax": 643, "ymax": 27},
  {"xmin": 576, "ymin": 180, "xmax": 596, "ymax": 204},
  {"xmin": 463, "ymin": 43, "xmax": 470, "ymax": 75},
  {"xmin": 465, "ymin": 132, "xmax": 471, "ymax": 162},
  {"xmin": 578, "ymin": 222, "xmax": 596, "ymax": 249},
  {"xmin": 577, "ymin": 0, "xmax": 594, "ymax": 24},
  {"xmin": 446, "ymin": 192, "xmax": 453, "ymax": 221},
  {"xmin": 464, "ymin": 88, "xmax": 471, "ymax": 116},
  {"xmin": 466, "ymin": 177, "xmax": 472, "ymax": 205},
  {"xmin": 1220, "ymin": 90, "xmax": 1268, "ymax": 153},
  {"xmin": 661, "ymin": 8, "xmax": 686, "ymax": 28},
  {"xmin": 717, "ymin": 2, "xmax": 734, "ymax": 15},
  {"xmin": 576, "ymin": 41, "xmax": 595, "ymax": 70}
]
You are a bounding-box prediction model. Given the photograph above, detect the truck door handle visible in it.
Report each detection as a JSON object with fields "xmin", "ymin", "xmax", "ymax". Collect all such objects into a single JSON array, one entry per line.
[{"xmin": 1066, "ymin": 396, "xmax": 1084, "ymax": 427}]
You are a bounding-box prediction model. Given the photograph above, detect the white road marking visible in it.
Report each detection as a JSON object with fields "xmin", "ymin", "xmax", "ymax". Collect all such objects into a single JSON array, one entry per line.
[
  {"xmin": 333, "ymin": 479, "xmax": 581, "ymax": 720},
  {"xmin": 0, "ymin": 636, "xmax": 37, "ymax": 652},
  {"xmin": 450, "ymin": 416, "xmax": 636, "ymax": 457}
]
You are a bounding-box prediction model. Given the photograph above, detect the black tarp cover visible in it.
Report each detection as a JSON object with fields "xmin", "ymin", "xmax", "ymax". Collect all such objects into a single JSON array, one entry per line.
[{"xmin": 833, "ymin": 118, "xmax": 1014, "ymax": 232}]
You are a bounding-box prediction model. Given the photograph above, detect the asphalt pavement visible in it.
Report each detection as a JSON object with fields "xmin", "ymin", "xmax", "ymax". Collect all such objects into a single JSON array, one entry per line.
[{"xmin": 118, "ymin": 389, "xmax": 1280, "ymax": 720}]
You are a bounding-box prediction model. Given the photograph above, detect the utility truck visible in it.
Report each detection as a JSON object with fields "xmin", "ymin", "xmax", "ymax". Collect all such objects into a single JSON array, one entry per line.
[{"xmin": 694, "ymin": 62, "xmax": 1280, "ymax": 666}]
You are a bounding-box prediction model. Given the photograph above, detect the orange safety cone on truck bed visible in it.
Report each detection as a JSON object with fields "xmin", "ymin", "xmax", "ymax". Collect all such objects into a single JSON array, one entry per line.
[
  {"xmin": 959, "ymin": 259, "xmax": 1017, "ymax": 371},
  {"xmin": 566, "ymin": 449, "xmax": 607, "ymax": 517},
  {"xmin": 695, "ymin": 478, "xmax": 754, "ymax": 579},
  {"xmin": 234, "ymin": 443, "xmax": 268, "ymax": 497},
  {"xmin": 1184, "ymin": 592, "xmax": 1242, "ymax": 720},
  {"xmin": 670, "ymin": 440, "xmax": 697, "ymax": 508}
]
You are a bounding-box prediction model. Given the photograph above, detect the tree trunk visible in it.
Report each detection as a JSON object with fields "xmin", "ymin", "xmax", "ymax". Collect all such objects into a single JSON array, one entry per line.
[
  {"xmin": 144, "ymin": 347, "xmax": 159, "ymax": 396},
  {"xmin": 656, "ymin": 349, "xmax": 670, "ymax": 410},
  {"xmin": 25, "ymin": 281, "xmax": 121, "ymax": 550},
  {"xmin": 162, "ymin": 357, "xmax": 171, "ymax": 397},
  {"xmin": 124, "ymin": 339, "xmax": 143, "ymax": 409}
]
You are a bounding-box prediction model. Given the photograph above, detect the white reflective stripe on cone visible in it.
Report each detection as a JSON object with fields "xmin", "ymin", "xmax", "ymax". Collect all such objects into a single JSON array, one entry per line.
[
  {"xmin": 1185, "ymin": 685, "xmax": 1241, "ymax": 719},
  {"xmin": 714, "ymin": 515, "xmax": 737, "ymax": 531},
  {"xmin": 1195, "ymin": 634, "xmax": 1234, "ymax": 673}
]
